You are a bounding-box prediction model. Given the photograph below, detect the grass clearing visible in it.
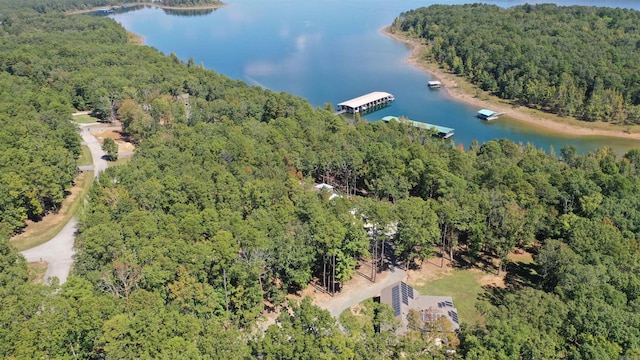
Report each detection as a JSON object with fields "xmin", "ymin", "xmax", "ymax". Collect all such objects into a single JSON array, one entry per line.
[
  {"xmin": 413, "ymin": 269, "xmax": 486, "ymax": 326},
  {"xmin": 340, "ymin": 299, "xmax": 374, "ymax": 326},
  {"xmin": 10, "ymin": 171, "xmax": 94, "ymax": 251},
  {"xmin": 77, "ymin": 145, "xmax": 93, "ymax": 166},
  {"xmin": 72, "ymin": 114, "xmax": 100, "ymax": 124},
  {"xmin": 110, "ymin": 155, "xmax": 133, "ymax": 167},
  {"xmin": 28, "ymin": 261, "xmax": 48, "ymax": 284}
]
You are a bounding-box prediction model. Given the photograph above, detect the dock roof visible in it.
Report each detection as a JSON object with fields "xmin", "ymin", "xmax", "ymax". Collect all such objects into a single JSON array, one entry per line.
[
  {"xmin": 381, "ymin": 116, "xmax": 454, "ymax": 135},
  {"xmin": 478, "ymin": 109, "xmax": 497, "ymax": 117},
  {"xmin": 338, "ymin": 91, "xmax": 393, "ymax": 108}
]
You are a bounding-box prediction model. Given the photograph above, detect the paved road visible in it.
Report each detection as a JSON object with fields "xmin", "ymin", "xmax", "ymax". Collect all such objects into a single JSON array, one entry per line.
[
  {"xmin": 318, "ymin": 265, "xmax": 406, "ymax": 318},
  {"xmin": 80, "ymin": 124, "xmax": 109, "ymax": 174},
  {"xmin": 20, "ymin": 124, "xmax": 108, "ymax": 285},
  {"xmin": 21, "ymin": 218, "xmax": 78, "ymax": 284}
]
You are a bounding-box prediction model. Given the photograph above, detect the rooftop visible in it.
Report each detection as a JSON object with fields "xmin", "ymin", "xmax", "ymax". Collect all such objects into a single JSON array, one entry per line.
[
  {"xmin": 381, "ymin": 116, "xmax": 454, "ymax": 135},
  {"xmin": 478, "ymin": 109, "xmax": 497, "ymax": 117},
  {"xmin": 314, "ymin": 183, "xmax": 334, "ymax": 191},
  {"xmin": 380, "ymin": 281, "xmax": 460, "ymax": 334},
  {"xmin": 337, "ymin": 92, "xmax": 394, "ymax": 108}
]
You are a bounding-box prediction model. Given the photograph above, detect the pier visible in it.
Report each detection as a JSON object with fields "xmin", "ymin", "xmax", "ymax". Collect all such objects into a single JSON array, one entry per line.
[
  {"xmin": 381, "ymin": 116, "xmax": 454, "ymax": 139},
  {"xmin": 336, "ymin": 92, "xmax": 394, "ymax": 114}
]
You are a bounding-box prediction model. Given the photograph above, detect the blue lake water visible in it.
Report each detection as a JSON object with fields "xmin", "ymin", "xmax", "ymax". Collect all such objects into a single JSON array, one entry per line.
[{"xmin": 110, "ymin": 0, "xmax": 640, "ymax": 154}]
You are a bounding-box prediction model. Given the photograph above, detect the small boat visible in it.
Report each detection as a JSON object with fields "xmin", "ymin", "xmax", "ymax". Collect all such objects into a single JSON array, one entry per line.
[{"xmin": 427, "ymin": 81, "xmax": 442, "ymax": 89}]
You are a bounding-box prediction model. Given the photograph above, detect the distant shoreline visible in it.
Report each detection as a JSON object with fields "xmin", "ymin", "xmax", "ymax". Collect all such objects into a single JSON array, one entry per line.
[
  {"xmin": 66, "ymin": 2, "xmax": 227, "ymax": 15},
  {"xmin": 380, "ymin": 26, "xmax": 640, "ymax": 142}
]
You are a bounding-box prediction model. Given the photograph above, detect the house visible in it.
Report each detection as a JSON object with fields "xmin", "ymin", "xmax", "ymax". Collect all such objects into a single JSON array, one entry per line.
[
  {"xmin": 314, "ymin": 183, "xmax": 341, "ymax": 200},
  {"xmin": 314, "ymin": 183, "xmax": 334, "ymax": 191},
  {"xmin": 379, "ymin": 281, "xmax": 460, "ymax": 334}
]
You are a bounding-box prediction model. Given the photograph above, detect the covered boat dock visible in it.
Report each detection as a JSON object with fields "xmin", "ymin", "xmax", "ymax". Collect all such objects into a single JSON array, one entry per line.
[
  {"xmin": 477, "ymin": 109, "xmax": 504, "ymax": 121},
  {"xmin": 381, "ymin": 116, "xmax": 454, "ymax": 139},
  {"xmin": 336, "ymin": 92, "xmax": 395, "ymax": 114}
]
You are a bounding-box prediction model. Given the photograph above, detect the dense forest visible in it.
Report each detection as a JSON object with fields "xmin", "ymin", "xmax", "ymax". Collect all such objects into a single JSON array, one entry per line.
[
  {"xmin": 0, "ymin": 0, "xmax": 221, "ymax": 13},
  {"xmin": 2, "ymin": 1, "xmax": 640, "ymax": 358},
  {"xmin": 390, "ymin": 4, "xmax": 640, "ymax": 124}
]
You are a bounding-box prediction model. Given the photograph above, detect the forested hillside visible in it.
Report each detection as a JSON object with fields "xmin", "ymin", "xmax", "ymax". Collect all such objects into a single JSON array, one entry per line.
[
  {"xmin": 0, "ymin": 0, "xmax": 221, "ymax": 13},
  {"xmin": 0, "ymin": 19, "xmax": 81, "ymax": 236},
  {"xmin": 390, "ymin": 4, "xmax": 640, "ymax": 124},
  {"xmin": 2, "ymin": 2, "xmax": 640, "ymax": 358}
]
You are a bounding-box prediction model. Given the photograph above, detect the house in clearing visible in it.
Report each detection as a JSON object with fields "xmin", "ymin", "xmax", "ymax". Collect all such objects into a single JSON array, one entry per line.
[
  {"xmin": 314, "ymin": 183, "xmax": 341, "ymax": 200},
  {"xmin": 379, "ymin": 281, "xmax": 460, "ymax": 335}
]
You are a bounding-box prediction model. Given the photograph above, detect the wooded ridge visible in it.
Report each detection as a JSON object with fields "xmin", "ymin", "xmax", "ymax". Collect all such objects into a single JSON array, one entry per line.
[{"xmin": 391, "ymin": 4, "xmax": 640, "ymax": 124}]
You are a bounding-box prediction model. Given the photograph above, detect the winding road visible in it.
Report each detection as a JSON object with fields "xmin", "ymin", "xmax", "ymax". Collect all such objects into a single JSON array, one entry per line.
[{"xmin": 20, "ymin": 123, "xmax": 108, "ymax": 285}]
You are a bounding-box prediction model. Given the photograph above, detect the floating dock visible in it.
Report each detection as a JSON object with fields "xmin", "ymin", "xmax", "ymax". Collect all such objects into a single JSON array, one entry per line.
[
  {"xmin": 381, "ymin": 116, "xmax": 454, "ymax": 139},
  {"xmin": 336, "ymin": 91, "xmax": 394, "ymax": 114},
  {"xmin": 477, "ymin": 109, "xmax": 504, "ymax": 121},
  {"xmin": 427, "ymin": 81, "xmax": 442, "ymax": 88}
]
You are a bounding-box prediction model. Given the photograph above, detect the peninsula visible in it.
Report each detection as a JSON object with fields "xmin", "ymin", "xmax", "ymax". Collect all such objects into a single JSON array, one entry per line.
[{"xmin": 383, "ymin": 4, "xmax": 640, "ymax": 141}]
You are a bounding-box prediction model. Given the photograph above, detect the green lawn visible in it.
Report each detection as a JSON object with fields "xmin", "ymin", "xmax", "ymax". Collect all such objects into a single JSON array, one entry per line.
[
  {"xmin": 339, "ymin": 298, "xmax": 376, "ymax": 333},
  {"xmin": 28, "ymin": 261, "xmax": 48, "ymax": 284},
  {"xmin": 109, "ymin": 155, "xmax": 133, "ymax": 167},
  {"xmin": 413, "ymin": 270, "xmax": 486, "ymax": 326},
  {"xmin": 72, "ymin": 114, "xmax": 100, "ymax": 124},
  {"xmin": 77, "ymin": 145, "xmax": 93, "ymax": 166}
]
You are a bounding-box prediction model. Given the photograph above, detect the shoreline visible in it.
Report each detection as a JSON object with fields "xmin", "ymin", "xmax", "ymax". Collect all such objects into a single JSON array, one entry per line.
[
  {"xmin": 127, "ymin": 31, "xmax": 145, "ymax": 45},
  {"xmin": 380, "ymin": 26, "xmax": 640, "ymax": 142},
  {"xmin": 66, "ymin": 2, "xmax": 227, "ymax": 15}
]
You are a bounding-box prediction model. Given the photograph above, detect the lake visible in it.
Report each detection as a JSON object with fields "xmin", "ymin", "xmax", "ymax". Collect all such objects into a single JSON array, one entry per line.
[{"xmin": 109, "ymin": 0, "xmax": 640, "ymax": 154}]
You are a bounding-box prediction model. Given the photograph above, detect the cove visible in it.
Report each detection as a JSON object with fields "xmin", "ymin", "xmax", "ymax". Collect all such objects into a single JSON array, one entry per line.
[{"xmin": 109, "ymin": 0, "xmax": 640, "ymax": 154}]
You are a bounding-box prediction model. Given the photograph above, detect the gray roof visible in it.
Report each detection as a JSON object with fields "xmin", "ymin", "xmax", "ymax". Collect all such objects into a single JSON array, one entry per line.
[{"xmin": 380, "ymin": 281, "xmax": 460, "ymax": 334}]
